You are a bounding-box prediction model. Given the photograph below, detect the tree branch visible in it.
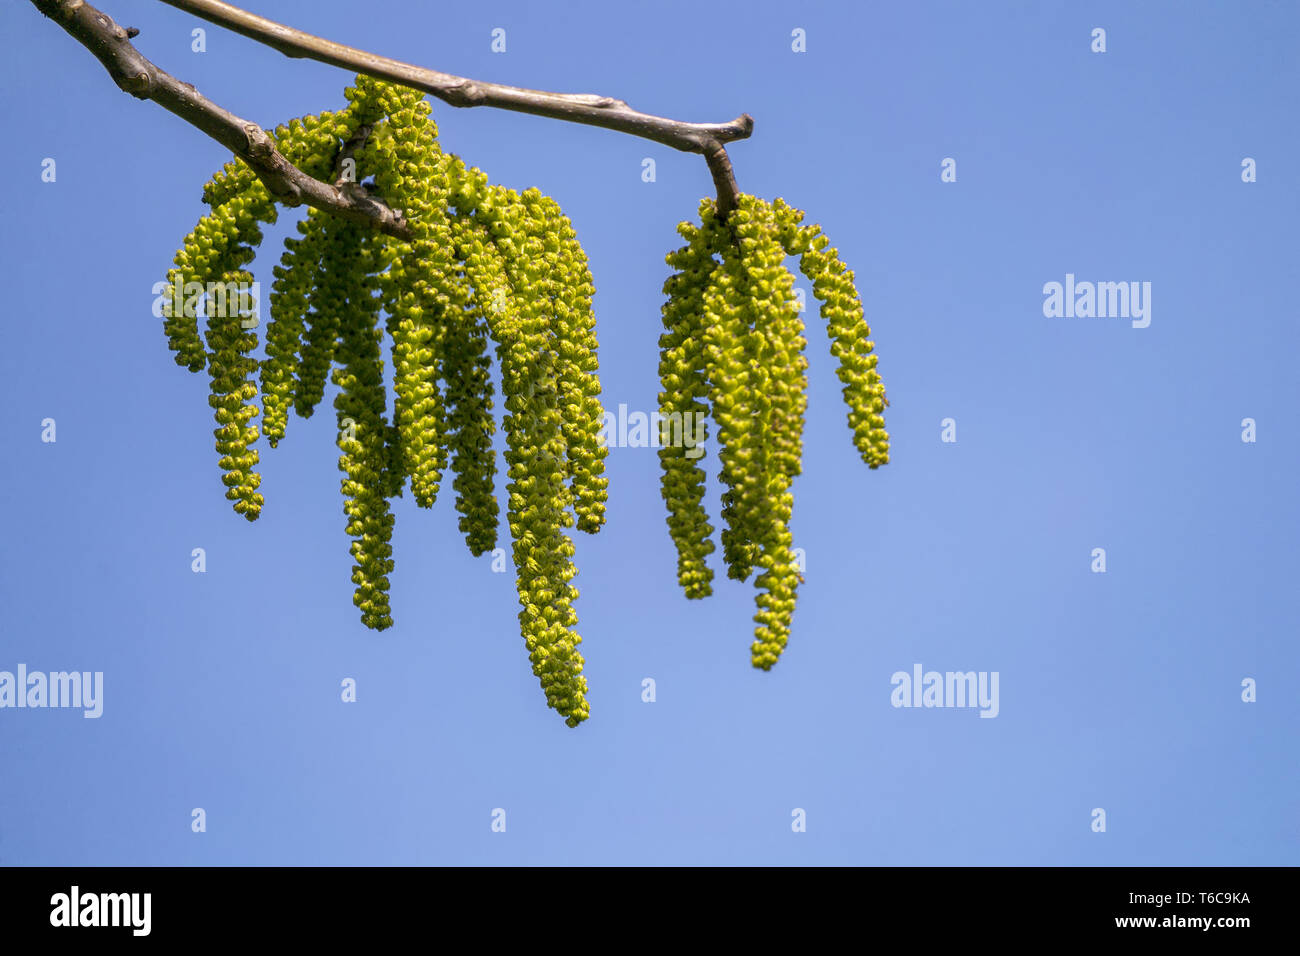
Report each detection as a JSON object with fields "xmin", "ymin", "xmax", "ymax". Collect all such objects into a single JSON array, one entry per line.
[
  {"xmin": 158, "ymin": 0, "xmax": 753, "ymax": 217},
  {"xmin": 31, "ymin": 0, "xmax": 414, "ymax": 237},
  {"xmin": 31, "ymin": 0, "xmax": 753, "ymax": 229}
]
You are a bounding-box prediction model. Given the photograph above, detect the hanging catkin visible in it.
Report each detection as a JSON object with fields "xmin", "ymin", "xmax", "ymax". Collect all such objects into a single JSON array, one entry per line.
[
  {"xmin": 162, "ymin": 72, "xmax": 887, "ymax": 726},
  {"xmin": 658, "ymin": 194, "xmax": 886, "ymax": 669},
  {"xmin": 657, "ymin": 205, "xmax": 725, "ymax": 598}
]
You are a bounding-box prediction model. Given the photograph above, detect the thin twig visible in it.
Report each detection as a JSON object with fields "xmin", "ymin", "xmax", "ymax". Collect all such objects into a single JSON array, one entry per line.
[
  {"xmin": 158, "ymin": 0, "xmax": 752, "ymax": 216},
  {"xmin": 31, "ymin": 0, "xmax": 414, "ymax": 237}
]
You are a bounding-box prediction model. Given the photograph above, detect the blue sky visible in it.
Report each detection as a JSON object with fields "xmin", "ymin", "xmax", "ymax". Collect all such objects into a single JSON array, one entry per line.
[{"xmin": 0, "ymin": 0, "xmax": 1296, "ymax": 865}]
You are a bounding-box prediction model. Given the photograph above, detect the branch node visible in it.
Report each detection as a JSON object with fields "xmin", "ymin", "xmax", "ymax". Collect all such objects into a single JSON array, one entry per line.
[
  {"xmin": 119, "ymin": 70, "xmax": 151, "ymax": 96},
  {"xmin": 446, "ymin": 80, "xmax": 485, "ymax": 106},
  {"xmin": 244, "ymin": 124, "xmax": 271, "ymax": 157}
]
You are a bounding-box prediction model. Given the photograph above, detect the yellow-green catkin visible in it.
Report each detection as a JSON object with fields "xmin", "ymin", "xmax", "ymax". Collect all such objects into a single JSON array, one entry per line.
[
  {"xmin": 657, "ymin": 202, "xmax": 725, "ymax": 598},
  {"xmin": 292, "ymin": 207, "xmax": 344, "ymax": 418},
  {"xmin": 201, "ymin": 158, "xmax": 259, "ymax": 214},
  {"xmin": 444, "ymin": 157, "xmax": 510, "ymax": 549},
  {"xmin": 776, "ymin": 201, "xmax": 889, "ymax": 468},
  {"xmin": 264, "ymin": 77, "xmax": 389, "ymax": 448},
  {"xmin": 701, "ymin": 202, "xmax": 765, "ymax": 582},
  {"xmin": 328, "ymin": 218, "xmax": 396, "ymax": 631},
  {"xmin": 187, "ymin": 184, "xmax": 277, "ymax": 521},
  {"xmin": 260, "ymin": 211, "xmax": 326, "ymax": 447},
  {"xmin": 271, "ymin": 109, "xmax": 354, "ymax": 183},
  {"xmin": 165, "ymin": 118, "xmax": 310, "ymax": 517},
  {"xmin": 531, "ymin": 192, "xmax": 608, "ymax": 535},
  {"xmin": 163, "ymin": 221, "xmax": 216, "ymax": 373},
  {"xmin": 181, "ymin": 99, "xmax": 364, "ymax": 389},
  {"xmin": 163, "ymin": 74, "xmax": 648, "ymax": 726},
  {"xmin": 472, "ymin": 183, "xmax": 590, "ymax": 727},
  {"xmin": 204, "ymin": 268, "xmax": 263, "ymax": 522},
  {"xmin": 734, "ymin": 196, "xmax": 807, "ymax": 670},
  {"xmin": 204, "ymin": 283, "xmax": 263, "ymax": 519},
  {"xmin": 660, "ymin": 194, "xmax": 880, "ymax": 671},
  {"xmin": 372, "ymin": 80, "xmax": 453, "ymax": 509},
  {"xmin": 350, "ymin": 121, "xmax": 410, "ymax": 501},
  {"xmin": 443, "ymin": 214, "xmax": 499, "ymax": 555},
  {"xmin": 165, "ymin": 164, "xmax": 279, "ymax": 372}
]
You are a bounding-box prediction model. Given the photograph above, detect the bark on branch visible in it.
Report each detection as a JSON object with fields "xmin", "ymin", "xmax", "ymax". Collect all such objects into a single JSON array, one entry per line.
[
  {"xmin": 31, "ymin": 0, "xmax": 414, "ymax": 237},
  {"xmin": 30, "ymin": 0, "xmax": 753, "ymax": 228},
  {"xmin": 159, "ymin": 0, "xmax": 752, "ymax": 215}
]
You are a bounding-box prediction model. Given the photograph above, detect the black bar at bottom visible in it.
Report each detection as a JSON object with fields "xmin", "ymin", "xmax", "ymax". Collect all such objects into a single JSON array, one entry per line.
[{"xmin": 0, "ymin": 866, "xmax": 1282, "ymax": 940}]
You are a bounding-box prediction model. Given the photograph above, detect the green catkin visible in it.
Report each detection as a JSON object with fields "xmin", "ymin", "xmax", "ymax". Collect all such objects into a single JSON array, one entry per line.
[
  {"xmin": 701, "ymin": 195, "xmax": 801, "ymax": 663},
  {"xmin": 164, "ymin": 145, "xmax": 278, "ymax": 512},
  {"xmin": 182, "ymin": 183, "xmax": 277, "ymax": 521},
  {"xmin": 781, "ymin": 209, "xmax": 890, "ymax": 468},
  {"xmin": 164, "ymin": 71, "xmax": 885, "ymax": 725},
  {"xmin": 703, "ymin": 202, "xmax": 766, "ymax": 582},
  {"xmin": 380, "ymin": 421, "xmax": 407, "ymax": 500},
  {"xmin": 350, "ymin": 146, "xmax": 413, "ymax": 504},
  {"xmin": 275, "ymin": 81, "xmax": 389, "ymax": 429},
  {"xmin": 272, "ymin": 109, "xmax": 353, "ymax": 183},
  {"xmin": 164, "ymin": 243, "xmax": 213, "ymax": 373},
  {"xmin": 204, "ymin": 265, "xmax": 263, "ymax": 522},
  {"xmin": 443, "ymin": 215, "xmax": 499, "ymax": 555},
  {"xmin": 657, "ymin": 204, "xmax": 725, "ymax": 598},
  {"xmin": 373, "ymin": 81, "xmax": 453, "ymax": 509},
  {"xmin": 165, "ymin": 167, "xmax": 279, "ymax": 373},
  {"xmin": 292, "ymin": 207, "xmax": 344, "ymax": 418},
  {"xmin": 177, "ymin": 104, "xmax": 358, "ymax": 388},
  {"xmin": 260, "ymin": 212, "xmax": 327, "ymax": 447},
  {"xmin": 533, "ymin": 193, "xmax": 608, "ymax": 535},
  {"xmin": 736, "ymin": 196, "xmax": 806, "ymax": 669},
  {"xmin": 444, "ymin": 156, "xmax": 513, "ymax": 547},
  {"xmin": 329, "ymin": 219, "xmax": 396, "ymax": 630},
  {"xmin": 749, "ymin": 515, "xmax": 800, "ymax": 669},
  {"xmin": 475, "ymin": 184, "xmax": 590, "ymax": 727},
  {"xmin": 659, "ymin": 194, "xmax": 882, "ymax": 670},
  {"xmin": 201, "ymin": 158, "xmax": 259, "ymax": 212},
  {"xmin": 440, "ymin": 152, "xmax": 590, "ymax": 724},
  {"xmin": 163, "ymin": 74, "xmax": 607, "ymax": 725}
]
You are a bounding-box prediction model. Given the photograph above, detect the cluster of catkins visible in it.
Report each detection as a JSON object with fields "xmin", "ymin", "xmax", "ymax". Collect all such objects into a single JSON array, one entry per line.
[
  {"xmin": 160, "ymin": 72, "xmax": 887, "ymax": 725},
  {"xmin": 161, "ymin": 75, "xmax": 606, "ymax": 726},
  {"xmin": 657, "ymin": 195, "xmax": 889, "ymax": 671}
]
